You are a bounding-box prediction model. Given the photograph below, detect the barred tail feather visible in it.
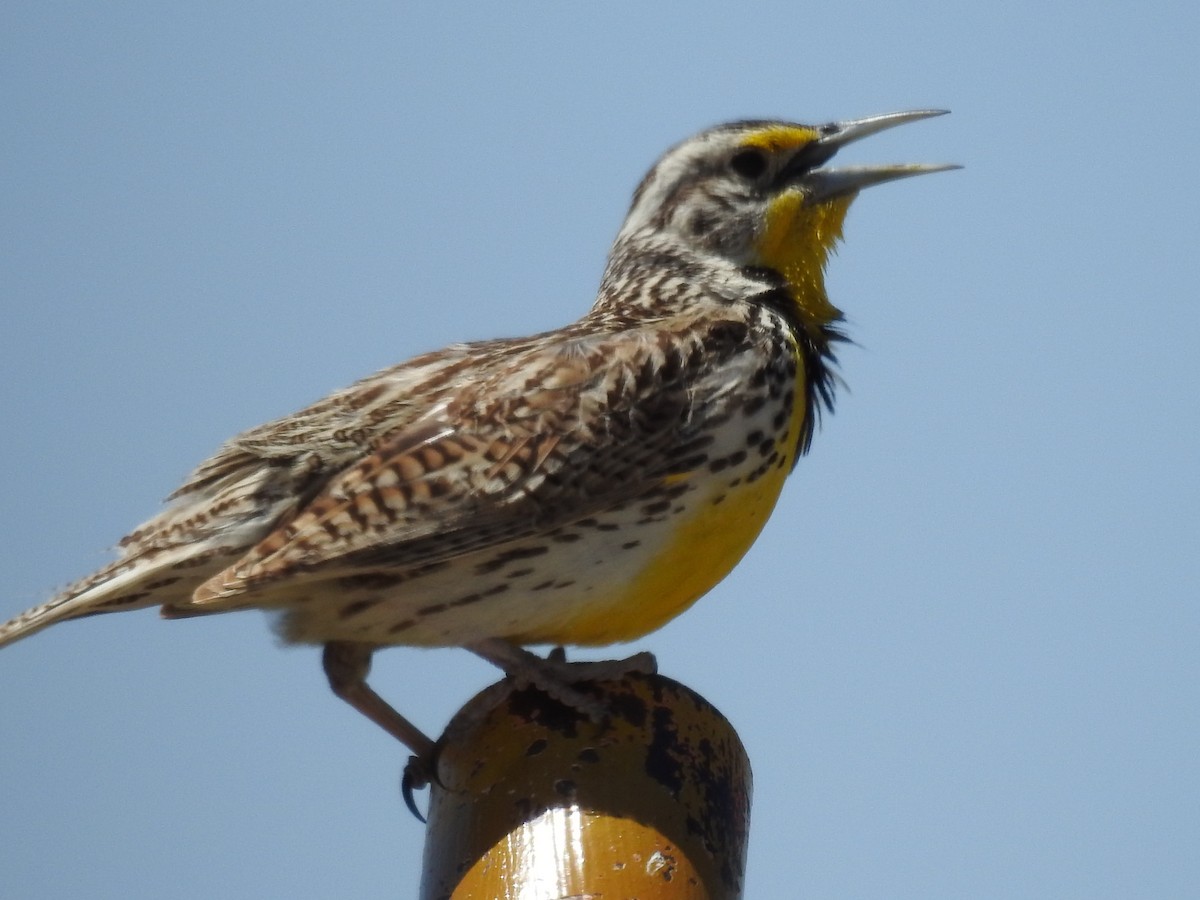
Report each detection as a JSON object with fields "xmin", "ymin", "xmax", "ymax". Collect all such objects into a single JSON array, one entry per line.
[{"xmin": 0, "ymin": 546, "xmax": 238, "ymax": 649}]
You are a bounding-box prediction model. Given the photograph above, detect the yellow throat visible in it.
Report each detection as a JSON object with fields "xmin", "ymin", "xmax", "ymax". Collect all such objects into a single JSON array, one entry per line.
[{"xmin": 756, "ymin": 188, "xmax": 852, "ymax": 331}]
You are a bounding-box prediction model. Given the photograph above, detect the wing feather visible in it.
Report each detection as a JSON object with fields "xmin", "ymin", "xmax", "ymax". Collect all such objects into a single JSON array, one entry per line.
[{"xmin": 183, "ymin": 329, "xmax": 706, "ymax": 611}]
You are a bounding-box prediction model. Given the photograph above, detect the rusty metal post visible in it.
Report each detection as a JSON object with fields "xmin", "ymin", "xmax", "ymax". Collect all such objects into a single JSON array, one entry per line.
[{"xmin": 419, "ymin": 671, "xmax": 752, "ymax": 900}]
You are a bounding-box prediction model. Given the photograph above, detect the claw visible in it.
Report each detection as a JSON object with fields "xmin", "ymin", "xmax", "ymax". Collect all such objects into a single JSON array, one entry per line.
[{"xmin": 401, "ymin": 755, "xmax": 431, "ymax": 823}]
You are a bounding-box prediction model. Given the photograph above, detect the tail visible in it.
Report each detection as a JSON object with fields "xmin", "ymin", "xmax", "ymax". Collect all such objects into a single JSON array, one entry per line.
[{"xmin": 0, "ymin": 546, "xmax": 236, "ymax": 650}]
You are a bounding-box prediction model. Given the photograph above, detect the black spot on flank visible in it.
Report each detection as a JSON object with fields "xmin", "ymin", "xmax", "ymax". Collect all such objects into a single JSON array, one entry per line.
[
  {"xmin": 507, "ymin": 546, "xmax": 551, "ymax": 560},
  {"xmin": 532, "ymin": 580, "xmax": 556, "ymax": 591},
  {"xmin": 474, "ymin": 544, "xmax": 550, "ymax": 574},
  {"xmin": 506, "ymin": 567, "xmax": 535, "ymax": 579},
  {"xmin": 412, "ymin": 560, "xmax": 450, "ymax": 577},
  {"xmin": 772, "ymin": 409, "xmax": 788, "ymax": 430},
  {"xmin": 449, "ymin": 593, "xmax": 482, "ymax": 607},
  {"xmin": 642, "ymin": 498, "xmax": 672, "ymax": 515},
  {"xmin": 758, "ymin": 438, "xmax": 776, "ymax": 457},
  {"xmin": 727, "ymin": 449, "xmax": 747, "ymax": 467},
  {"xmin": 552, "ymin": 532, "xmax": 582, "ymax": 543},
  {"xmin": 388, "ymin": 619, "xmax": 416, "ymax": 634},
  {"xmin": 483, "ymin": 583, "xmax": 510, "ymax": 596},
  {"xmin": 708, "ymin": 458, "xmax": 730, "ymax": 473},
  {"xmin": 746, "ymin": 429, "xmax": 764, "ymax": 446},
  {"xmin": 339, "ymin": 572, "xmax": 407, "ymax": 590},
  {"xmin": 742, "ymin": 396, "xmax": 766, "ymax": 416},
  {"xmin": 339, "ymin": 598, "xmax": 381, "ymax": 619},
  {"xmin": 746, "ymin": 460, "xmax": 773, "ymax": 482},
  {"xmin": 595, "ymin": 522, "xmax": 620, "ymax": 532},
  {"xmin": 418, "ymin": 602, "xmax": 447, "ymax": 615},
  {"xmin": 711, "ymin": 494, "xmax": 727, "ymax": 505},
  {"xmin": 576, "ymin": 517, "xmax": 599, "ymax": 528},
  {"xmin": 621, "ymin": 540, "xmax": 641, "ymax": 550}
]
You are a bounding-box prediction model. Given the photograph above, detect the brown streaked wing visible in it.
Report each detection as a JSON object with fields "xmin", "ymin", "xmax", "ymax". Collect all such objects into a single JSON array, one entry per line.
[
  {"xmin": 165, "ymin": 343, "xmax": 499, "ymax": 501},
  {"xmin": 181, "ymin": 331, "xmax": 697, "ymax": 610}
]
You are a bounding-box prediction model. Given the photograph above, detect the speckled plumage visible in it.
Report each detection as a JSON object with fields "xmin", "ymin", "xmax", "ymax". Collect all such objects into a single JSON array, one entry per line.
[{"xmin": 1, "ymin": 110, "xmax": 954, "ymax": 753}]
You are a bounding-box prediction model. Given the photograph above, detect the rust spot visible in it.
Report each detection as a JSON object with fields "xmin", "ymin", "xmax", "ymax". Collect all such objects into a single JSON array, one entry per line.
[{"xmin": 553, "ymin": 779, "xmax": 577, "ymax": 797}]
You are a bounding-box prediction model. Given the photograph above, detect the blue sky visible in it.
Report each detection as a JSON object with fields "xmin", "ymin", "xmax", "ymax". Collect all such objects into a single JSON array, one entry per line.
[{"xmin": 2, "ymin": 2, "xmax": 1196, "ymax": 897}]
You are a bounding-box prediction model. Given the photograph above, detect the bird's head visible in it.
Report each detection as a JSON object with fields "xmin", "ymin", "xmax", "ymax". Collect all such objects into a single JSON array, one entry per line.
[{"xmin": 615, "ymin": 110, "xmax": 957, "ymax": 328}]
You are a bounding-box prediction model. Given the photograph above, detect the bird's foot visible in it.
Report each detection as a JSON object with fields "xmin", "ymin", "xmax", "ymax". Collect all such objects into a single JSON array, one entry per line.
[{"xmin": 468, "ymin": 639, "xmax": 657, "ymax": 722}]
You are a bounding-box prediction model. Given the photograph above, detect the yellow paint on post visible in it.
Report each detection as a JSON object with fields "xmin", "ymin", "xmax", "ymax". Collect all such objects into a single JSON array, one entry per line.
[
  {"xmin": 455, "ymin": 807, "xmax": 708, "ymax": 899},
  {"xmin": 420, "ymin": 672, "xmax": 752, "ymax": 900}
]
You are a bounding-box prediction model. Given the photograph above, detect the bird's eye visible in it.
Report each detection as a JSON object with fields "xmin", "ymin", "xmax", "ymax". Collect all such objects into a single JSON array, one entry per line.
[{"xmin": 729, "ymin": 149, "xmax": 768, "ymax": 180}]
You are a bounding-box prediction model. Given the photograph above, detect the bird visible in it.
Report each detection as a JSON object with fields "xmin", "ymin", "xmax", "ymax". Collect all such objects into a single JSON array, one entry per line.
[{"xmin": 1, "ymin": 110, "xmax": 955, "ymax": 764}]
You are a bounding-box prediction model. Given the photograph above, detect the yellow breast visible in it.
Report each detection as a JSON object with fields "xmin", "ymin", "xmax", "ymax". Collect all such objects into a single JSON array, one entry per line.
[{"xmin": 559, "ymin": 359, "xmax": 808, "ymax": 645}]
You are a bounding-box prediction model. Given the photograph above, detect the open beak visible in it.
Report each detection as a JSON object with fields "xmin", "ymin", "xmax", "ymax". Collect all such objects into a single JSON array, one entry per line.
[{"xmin": 802, "ymin": 109, "xmax": 960, "ymax": 202}]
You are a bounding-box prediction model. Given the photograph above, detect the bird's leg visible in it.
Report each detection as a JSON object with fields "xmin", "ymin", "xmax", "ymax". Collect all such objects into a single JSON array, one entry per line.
[
  {"xmin": 467, "ymin": 638, "xmax": 657, "ymax": 721},
  {"xmin": 322, "ymin": 641, "xmax": 436, "ymax": 767}
]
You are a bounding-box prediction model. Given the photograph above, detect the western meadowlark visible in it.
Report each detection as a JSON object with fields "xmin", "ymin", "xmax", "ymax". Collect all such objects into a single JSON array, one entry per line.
[{"xmin": 1, "ymin": 110, "xmax": 955, "ymax": 761}]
